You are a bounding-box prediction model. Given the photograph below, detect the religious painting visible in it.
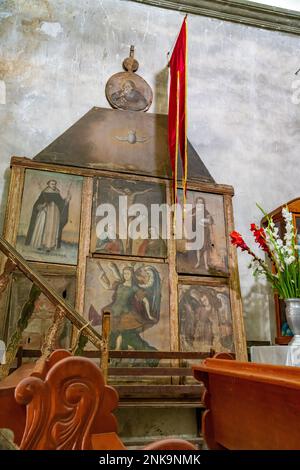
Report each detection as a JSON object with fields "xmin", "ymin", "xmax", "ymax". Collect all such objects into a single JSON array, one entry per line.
[
  {"xmin": 106, "ymin": 73, "xmax": 152, "ymax": 112},
  {"xmin": 105, "ymin": 48, "xmax": 153, "ymax": 112},
  {"xmin": 83, "ymin": 258, "xmax": 170, "ymax": 363},
  {"xmin": 176, "ymin": 190, "xmax": 228, "ymax": 276},
  {"xmin": 178, "ymin": 283, "xmax": 234, "ymax": 354},
  {"xmin": 7, "ymin": 274, "xmax": 75, "ymax": 350},
  {"xmin": 16, "ymin": 170, "xmax": 83, "ymax": 265},
  {"xmin": 91, "ymin": 177, "xmax": 167, "ymax": 258}
]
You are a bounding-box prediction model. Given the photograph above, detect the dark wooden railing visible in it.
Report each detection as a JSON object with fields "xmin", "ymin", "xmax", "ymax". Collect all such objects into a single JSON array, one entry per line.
[{"xmin": 0, "ymin": 236, "xmax": 108, "ymax": 379}]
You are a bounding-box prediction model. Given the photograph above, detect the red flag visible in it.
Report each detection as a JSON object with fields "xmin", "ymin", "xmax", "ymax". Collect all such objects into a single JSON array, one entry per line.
[{"xmin": 168, "ymin": 16, "xmax": 188, "ymax": 204}]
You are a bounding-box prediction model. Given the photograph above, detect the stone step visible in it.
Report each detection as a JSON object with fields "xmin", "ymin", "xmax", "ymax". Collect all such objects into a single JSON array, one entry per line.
[{"xmin": 123, "ymin": 435, "xmax": 204, "ymax": 450}]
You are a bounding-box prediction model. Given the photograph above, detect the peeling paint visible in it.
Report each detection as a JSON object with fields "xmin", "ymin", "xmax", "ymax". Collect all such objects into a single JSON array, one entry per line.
[
  {"xmin": 0, "ymin": 12, "xmax": 12, "ymax": 20},
  {"xmin": 0, "ymin": 59, "xmax": 29, "ymax": 79},
  {"xmin": 39, "ymin": 21, "xmax": 63, "ymax": 37},
  {"xmin": 22, "ymin": 18, "xmax": 42, "ymax": 33}
]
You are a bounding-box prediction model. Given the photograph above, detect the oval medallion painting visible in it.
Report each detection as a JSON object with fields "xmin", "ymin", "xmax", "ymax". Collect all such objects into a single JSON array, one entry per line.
[{"xmin": 106, "ymin": 72, "xmax": 152, "ymax": 112}]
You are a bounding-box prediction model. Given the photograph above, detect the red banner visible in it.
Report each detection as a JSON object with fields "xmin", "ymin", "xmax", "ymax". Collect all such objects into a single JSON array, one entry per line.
[{"xmin": 168, "ymin": 16, "xmax": 188, "ymax": 203}]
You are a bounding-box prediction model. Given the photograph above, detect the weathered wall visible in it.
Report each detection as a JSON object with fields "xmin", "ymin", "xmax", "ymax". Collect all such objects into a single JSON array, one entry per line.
[
  {"xmin": 252, "ymin": 1, "xmax": 300, "ymax": 10},
  {"xmin": 1, "ymin": 0, "xmax": 299, "ymax": 341}
]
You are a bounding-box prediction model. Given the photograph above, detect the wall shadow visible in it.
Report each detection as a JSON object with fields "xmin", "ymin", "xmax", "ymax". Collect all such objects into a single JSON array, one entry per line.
[
  {"xmin": 154, "ymin": 66, "xmax": 170, "ymax": 178},
  {"xmin": 242, "ymin": 279, "xmax": 275, "ymax": 342}
]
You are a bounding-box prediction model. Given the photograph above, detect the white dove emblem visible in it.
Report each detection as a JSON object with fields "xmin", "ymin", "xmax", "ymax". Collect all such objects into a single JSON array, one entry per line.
[{"xmin": 115, "ymin": 130, "xmax": 149, "ymax": 144}]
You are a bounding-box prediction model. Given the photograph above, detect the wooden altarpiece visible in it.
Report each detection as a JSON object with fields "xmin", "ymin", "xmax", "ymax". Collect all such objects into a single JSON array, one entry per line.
[{"xmin": 1, "ymin": 107, "xmax": 247, "ymax": 376}]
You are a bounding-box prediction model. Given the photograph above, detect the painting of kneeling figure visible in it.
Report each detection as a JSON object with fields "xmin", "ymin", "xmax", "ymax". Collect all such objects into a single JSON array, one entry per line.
[{"xmin": 179, "ymin": 284, "xmax": 234, "ymax": 354}]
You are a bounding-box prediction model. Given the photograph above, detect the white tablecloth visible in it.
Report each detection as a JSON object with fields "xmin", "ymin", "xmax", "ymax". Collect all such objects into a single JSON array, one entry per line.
[
  {"xmin": 250, "ymin": 346, "xmax": 289, "ymax": 365},
  {"xmin": 250, "ymin": 345, "xmax": 300, "ymax": 366}
]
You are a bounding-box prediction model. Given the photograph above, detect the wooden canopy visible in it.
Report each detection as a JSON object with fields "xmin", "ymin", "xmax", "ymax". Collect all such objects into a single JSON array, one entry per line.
[{"xmin": 34, "ymin": 107, "xmax": 214, "ymax": 184}]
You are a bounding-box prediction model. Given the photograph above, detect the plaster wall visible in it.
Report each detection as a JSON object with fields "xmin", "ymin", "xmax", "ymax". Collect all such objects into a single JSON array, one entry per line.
[
  {"xmin": 1, "ymin": 0, "xmax": 299, "ymax": 341},
  {"xmin": 249, "ymin": 1, "xmax": 300, "ymax": 11}
]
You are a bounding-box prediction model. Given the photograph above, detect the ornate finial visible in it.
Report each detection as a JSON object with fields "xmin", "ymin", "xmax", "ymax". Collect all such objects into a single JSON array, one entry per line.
[{"xmin": 105, "ymin": 46, "xmax": 152, "ymax": 112}]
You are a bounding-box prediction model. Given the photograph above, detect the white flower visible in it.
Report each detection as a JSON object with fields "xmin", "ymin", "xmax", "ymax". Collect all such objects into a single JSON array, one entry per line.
[
  {"xmin": 273, "ymin": 227, "xmax": 279, "ymax": 239},
  {"xmin": 249, "ymin": 258, "xmax": 265, "ymax": 277},
  {"xmin": 282, "ymin": 207, "xmax": 295, "ymax": 249},
  {"xmin": 286, "ymin": 256, "xmax": 296, "ymax": 265},
  {"xmin": 282, "ymin": 207, "xmax": 292, "ymax": 223}
]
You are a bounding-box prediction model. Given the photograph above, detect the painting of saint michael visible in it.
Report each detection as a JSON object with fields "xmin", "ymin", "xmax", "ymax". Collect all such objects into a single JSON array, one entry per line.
[
  {"xmin": 84, "ymin": 258, "xmax": 170, "ymax": 364},
  {"xmin": 16, "ymin": 169, "xmax": 83, "ymax": 265}
]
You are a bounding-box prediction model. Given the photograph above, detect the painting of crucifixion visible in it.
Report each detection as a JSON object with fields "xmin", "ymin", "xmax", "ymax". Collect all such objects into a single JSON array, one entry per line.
[{"xmin": 91, "ymin": 177, "xmax": 167, "ymax": 258}]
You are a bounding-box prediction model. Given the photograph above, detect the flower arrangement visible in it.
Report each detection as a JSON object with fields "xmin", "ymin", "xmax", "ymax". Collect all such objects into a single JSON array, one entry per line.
[{"xmin": 230, "ymin": 205, "xmax": 300, "ymax": 299}]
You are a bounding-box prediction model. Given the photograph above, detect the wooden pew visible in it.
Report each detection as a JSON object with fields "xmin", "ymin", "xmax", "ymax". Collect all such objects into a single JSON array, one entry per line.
[
  {"xmin": 193, "ymin": 356, "xmax": 300, "ymax": 450},
  {"xmin": 0, "ymin": 363, "xmax": 32, "ymax": 444},
  {"xmin": 0, "ymin": 350, "xmax": 118, "ymax": 447},
  {"xmin": 1, "ymin": 350, "xmax": 196, "ymax": 450}
]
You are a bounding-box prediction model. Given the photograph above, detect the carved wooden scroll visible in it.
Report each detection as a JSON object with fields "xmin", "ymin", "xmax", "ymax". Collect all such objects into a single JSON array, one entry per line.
[{"xmin": 15, "ymin": 354, "xmax": 118, "ymax": 450}]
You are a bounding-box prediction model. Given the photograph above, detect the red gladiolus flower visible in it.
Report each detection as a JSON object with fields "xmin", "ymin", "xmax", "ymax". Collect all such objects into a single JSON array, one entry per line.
[
  {"xmin": 250, "ymin": 223, "xmax": 271, "ymax": 256},
  {"xmin": 230, "ymin": 231, "xmax": 250, "ymax": 252}
]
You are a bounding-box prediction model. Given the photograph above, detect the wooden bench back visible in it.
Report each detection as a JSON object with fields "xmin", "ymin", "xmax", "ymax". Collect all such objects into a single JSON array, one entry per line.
[
  {"xmin": 193, "ymin": 357, "xmax": 300, "ymax": 450},
  {"xmin": 14, "ymin": 351, "xmax": 118, "ymax": 450},
  {"xmin": 7, "ymin": 350, "xmax": 196, "ymax": 450},
  {"xmin": 0, "ymin": 351, "xmax": 66, "ymax": 444},
  {"xmin": 0, "ymin": 350, "xmax": 118, "ymax": 449}
]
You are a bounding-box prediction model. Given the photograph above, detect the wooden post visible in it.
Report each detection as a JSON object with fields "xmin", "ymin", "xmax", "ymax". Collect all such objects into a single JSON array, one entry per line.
[
  {"xmin": 2, "ymin": 165, "xmax": 25, "ymax": 246},
  {"xmin": 72, "ymin": 177, "xmax": 93, "ymax": 349},
  {"xmin": 101, "ymin": 311, "xmax": 110, "ymax": 384},
  {"xmin": 167, "ymin": 183, "xmax": 180, "ymax": 384},
  {"xmin": 0, "ymin": 165, "xmax": 24, "ymax": 295},
  {"xmin": 0, "ymin": 259, "xmax": 16, "ymax": 296},
  {"xmin": 224, "ymin": 194, "xmax": 248, "ymax": 361},
  {"xmin": 40, "ymin": 306, "xmax": 65, "ymax": 361}
]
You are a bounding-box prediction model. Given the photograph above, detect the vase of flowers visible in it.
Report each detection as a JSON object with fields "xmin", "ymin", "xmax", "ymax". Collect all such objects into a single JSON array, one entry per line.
[{"xmin": 230, "ymin": 205, "xmax": 300, "ymax": 346}]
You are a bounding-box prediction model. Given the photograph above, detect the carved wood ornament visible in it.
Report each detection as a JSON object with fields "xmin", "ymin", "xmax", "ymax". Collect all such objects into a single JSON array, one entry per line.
[
  {"xmin": 105, "ymin": 46, "xmax": 153, "ymax": 112},
  {"xmin": 15, "ymin": 353, "xmax": 118, "ymax": 450}
]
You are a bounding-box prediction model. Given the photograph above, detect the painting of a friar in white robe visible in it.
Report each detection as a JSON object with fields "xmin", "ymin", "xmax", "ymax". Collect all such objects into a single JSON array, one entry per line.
[
  {"xmin": 17, "ymin": 170, "xmax": 83, "ymax": 265},
  {"xmin": 25, "ymin": 179, "xmax": 71, "ymax": 252}
]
